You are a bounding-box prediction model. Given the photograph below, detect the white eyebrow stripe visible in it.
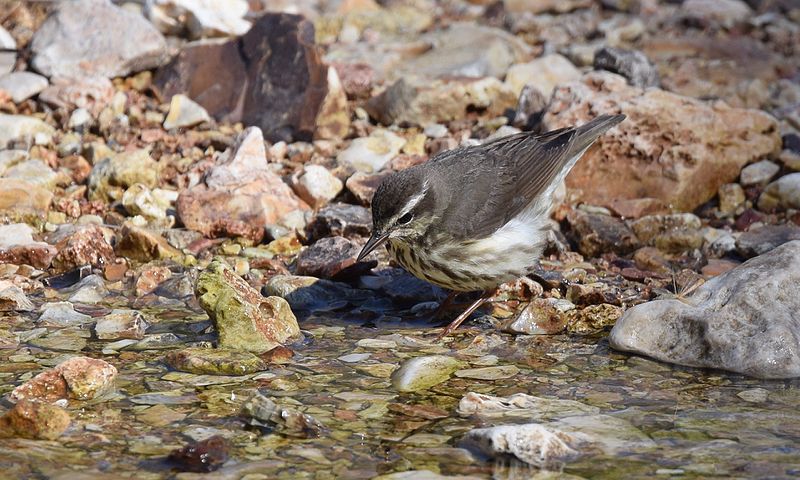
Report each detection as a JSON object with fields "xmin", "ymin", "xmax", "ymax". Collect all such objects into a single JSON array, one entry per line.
[{"xmin": 395, "ymin": 181, "xmax": 429, "ymax": 220}]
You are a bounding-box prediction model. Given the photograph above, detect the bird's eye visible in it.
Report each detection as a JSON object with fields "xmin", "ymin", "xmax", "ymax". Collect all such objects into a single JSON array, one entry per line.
[{"xmin": 397, "ymin": 212, "xmax": 414, "ymax": 225}]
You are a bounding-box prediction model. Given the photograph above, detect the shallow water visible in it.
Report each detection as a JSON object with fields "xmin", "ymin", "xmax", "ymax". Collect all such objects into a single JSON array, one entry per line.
[{"xmin": 3, "ymin": 298, "xmax": 800, "ymax": 480}]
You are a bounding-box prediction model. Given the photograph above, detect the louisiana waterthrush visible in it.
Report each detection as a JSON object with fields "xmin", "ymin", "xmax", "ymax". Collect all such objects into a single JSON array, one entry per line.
[{"xmin": 357, "ymin": 114, "xmax": 626, "ymax": 337}]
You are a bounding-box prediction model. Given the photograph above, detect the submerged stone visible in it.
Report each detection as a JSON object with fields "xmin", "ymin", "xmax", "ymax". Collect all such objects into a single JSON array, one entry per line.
[
  {"xmin": 0, "ymin": 400, "xmax": 71, "ymax": 440},
  {"xmin": 165, "ymin": 347, "xmax": 267, "ymax": 375},
  {"xmin": 391, "ymin": 355, "xmax": 462, "ymax": 392}
]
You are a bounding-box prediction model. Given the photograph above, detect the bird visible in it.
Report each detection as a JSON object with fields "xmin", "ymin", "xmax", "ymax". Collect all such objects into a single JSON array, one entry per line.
[{"xmin": 357, "ymin": 114, "xmax": 626, "ymax": 338}]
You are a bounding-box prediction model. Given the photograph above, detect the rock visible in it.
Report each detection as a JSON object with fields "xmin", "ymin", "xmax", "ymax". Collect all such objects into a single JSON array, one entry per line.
[
  {"xmin": 566, "ymin": 304, "xmax": 624, "ymax": 334},
  {"xmin": 0, "ymin": 400, "xmax": 71, "ymax": 441},
  {"xmin": 0, "ymin": 223, "xmax": 56, "ymax": 269},
  {"xmin": 454, "ymin": 365, "xmax": 520, "ymax": 380},
  {"xmin": 718, "ymin": 183, "xmax": 745, "ymax": 215},
  {"xmin": 290, "ymin": 165, "xmax": 343, "ymax": 209},
  {"xmin": 134, "ymin": 264, "xmax": 173, "ymax": 296},
  {"xmin": 758, "ymin": 173, "xmax": 800, "ymax": 211},
  {"xmin": 740, "ymin": 160, "xmax": 780, "ymax": 187},
  {"xmin": 0, "ymin": 114, "xmax": 55, "ymax": 147},
  {"xmin": 544, "ymin": 71, "xmax": 781, "ymax": 212},
  {"xmin": 610, "ymin": 241, "xmax": 800, "ymax": 378},
  {"xmin": 607, "ymin": 198, "xmax": 669, "ymax": 220},
  {"xmin": 122, "ymin": 184, "xmax": 172, "ymax": 220},
  {"xmin": 196, "ymin": 261, "xmax": 302, "ymax": 353},
  {"xmin": 177, "ymin": 127, "xmax": 309, "ymax": 243},
  {"xmin": 399, "ymin": 23, "xmax": 531, "ymax": 80},
  {"xmin": 30, "ymin": 0, "xmax": 167, "ymax": 79},
  {"xmin": 457, "ymin": 392, "xmax": 599, "ymax": 420},
  {"xmin": 38, "ymin": 302, "xmax": 92, "ymax": 327},
  {"xmin": 95, "ymin": 309, "xmax": 149, "ymax": 340},
  {"xmin": 3, "ymin": 159, "xmax": 60, "ymax": 189},
  {"xmin": 168, "ymin": 435, "xmax": 230, "ymax": 473},
  {"xmin": 503, "ymin": 0, "xmax": 592, "ymax": 14},
  {"xmin": 146, "ymin": 0, "xmax": 251, "ymax": 39},
  {"xmin": 116, "ymin": 224, "xmax": 183, "ymax": 262},
  {"xmin": 263, "ymin": 274, "xmax": 373, "ymax": 313},
  {"xmin": 0, "ymin": 285, "xmax": 33, "ymax": 312},
  {"xmin": 630, "ymin": 213, "xmax": 702, "ymax": 244},
  {"xmin": 735, "ymin": 224, "xmax": 800, "ymax": 258},
  {"xmin": 0, "ymin": 26, "xmax": 14, "ymax": 49},
  {"xmin": 505, "ymin": 54, "xmax": 582, "ymax": 98},
  {"xmin": 346, "ymin": 171, "xmax": 391, "ymax": 206},
  {"xmin": 593, "ymin": 47, "xmax": 658, "ymax": 88},
  {"xmin": 242, "ymin": 392, "xmax": 326, "ymax": 438},
  {"xmin": 501, "ymin": 298, "xmax": 574, "ymax": 335},
  {"xmin": 337, "ymin": 129, "xmax": 406, "ymax": 173},
  {"xmin": 88, "ymin": 149, "xmax": 160, "ymax": 202},
  {"xmin": 155, "ymin": 13, "xmax": 348, "ymax": 142},
  {"xmin": 0, "ymin": 72, "xmax": 49, "ymax": 103},
  {"xmin": 39, "ymin": 76, "xmax": 114, "ymax": 117},
  {"xmin": 305, "ymin": 202, "xmax": 371, "ymax": 241},
  {"xmin": 653, "ymin": 229, "xmax": 704, "ymax": 254},
  {"xmin": 165, "ymin": 347, "xmax": 267, "ymax": 375},
  {"xmin": 681, "ymin": 0, "xmax": 752, "ymax": 28},
  {"xmin": 569, "ymin": 212, "xmax": 640, "ymax": 257},
  {"xmin": 67, "ymin": 274, "xmax": 109, "ymax": 304},
  {"xmin": 701, "ymin": 259, "xmax": 739, "ymax": 278},
  {"xmin": 366, "ymin": 77, "xmax": 517, "ymax": 127},
  {"xmin": 461, "ymin": 423, "xmax": 579, "ymax": 467},
  {"xmin": 51, "ymin": 225, "xmax": 115, "ymax": 273},
  {"xmin": 10, "ymin": 356, "xmax": 117, "ymax": 403},
  {"xmin": 294, "ymin": 236, "xmax": 364, "ymax": 279},
  {"xmin": 163, "ymin": 94, "xmax": 211, "ymax": 129},
  {"xmin": 391, "ymin": 355, "xmax": 462, "ymax": 392},
  {"xmin": 737, "ymin": 388, "xmax": 769, "ymax": 403}
]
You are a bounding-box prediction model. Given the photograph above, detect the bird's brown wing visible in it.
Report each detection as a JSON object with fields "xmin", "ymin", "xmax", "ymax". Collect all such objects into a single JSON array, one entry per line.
[{"xmin": 434, "ymin": 114, "xmax": 625, "ymax": 240}]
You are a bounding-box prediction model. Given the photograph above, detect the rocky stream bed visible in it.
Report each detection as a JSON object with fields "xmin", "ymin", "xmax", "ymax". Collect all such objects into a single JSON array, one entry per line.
[{"xmin": 1, "ymin": 0, "xmax": 800, "ymax": 478}]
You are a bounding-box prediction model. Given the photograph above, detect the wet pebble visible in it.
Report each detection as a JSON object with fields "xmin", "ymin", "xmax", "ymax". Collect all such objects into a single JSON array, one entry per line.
[
  {"xmin": 10, "ymin": 356, "xmax": 117, "ymax": 403},
  {"xmin": 95, "ymin": 309, "xmax": 149, "ymax": 340},
  {"xmin": 740, "ymin": 159, "xmax": 780, "ymax": 186},
  {"xmin": 454, "ymin": 365, "xmax": 520, "ymax": 380},
  {"xmin": 164, "ymin": 347, "xmax": 267, "ymax": 375},
  {"xmin": 391, "ymin": 355, "xmax": 462, "ymax": 392},
  {"xmin": 242, "ymin": 392, "xmax": 326, "ymax": 438},
  {"xmin": 0, "ymin": 399, "xmax": 71, "ymax": 440},
  {"xmin": 501, "ymin": 298, "xmax": 574, "ymax": 335},
  {"xmin": 38, "ymin": 302, "xmax": 92, "ymax": 326},
  {"xmin": 168, "ymin": 435, "xmax": 230, "ymax": 473}
]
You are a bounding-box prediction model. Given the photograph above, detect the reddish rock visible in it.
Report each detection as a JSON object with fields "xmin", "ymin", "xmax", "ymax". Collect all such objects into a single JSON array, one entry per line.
[
  {"xmin": 0, "ymin": 400, "xmax": 71, "ymax": 440},
  {"xmin": 9, "ymin": 356, "xmax": 117, "ymax": 404},
  {"xmin": 568, "ymin": 211, "xmax": 640, "ymax": 257},
  {"xmin": 168, "ymin": 435, "xmax": 230, "ymax": 473},
  {"xmin": 544, "ymin": 71, "xmax": 781, "ymax": 212},
  {"xmin": 0, "ymin": 244, "xmax": 57, "ymax": 269},
  {"xmin": 134, "ymin": 264, "xmax": 173, "ymax": 296},
  {"xmin": 51, "ymin": 225, "xmax": 115, "ymax": 273},
  {"xmin": 38, "ymin": 76, "xmax": 115, "ymax": 116},
  {"xmin": 177, "ymin": 127, "xmax": 309, "ymax": 243},
  {"xmin": 305, "ymin": 203, "xmax": 371, "ymax": 242},
  {"xmin": 345, "ymin": 171, "xmax": 391, "ymax": 206},
  {"xmin": 0, "ymin": 179, "xmax": 52, "ymax": 224},
  {"xmin": 155, "ymin": 13, "xmax": 348, "ymax": 142},
  {"xmin": 701, "ymin": 259, "xmax": 740, "ymax": 278}
]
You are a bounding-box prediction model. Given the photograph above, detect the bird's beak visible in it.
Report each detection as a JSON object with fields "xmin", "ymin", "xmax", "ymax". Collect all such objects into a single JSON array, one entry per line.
[{"xmin": 357, "ymin": 231, "xmax": 390, "ymax": 262}]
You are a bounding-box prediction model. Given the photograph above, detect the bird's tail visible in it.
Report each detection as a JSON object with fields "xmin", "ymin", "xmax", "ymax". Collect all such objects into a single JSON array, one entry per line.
[{"xmin": 570, "ymin": 114, "xmax": 626, "ymax": 156}]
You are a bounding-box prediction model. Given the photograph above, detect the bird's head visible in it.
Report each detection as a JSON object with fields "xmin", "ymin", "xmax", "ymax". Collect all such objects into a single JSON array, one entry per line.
[{"xmin": 357, "ymin": 166, "xmax": 436, "ymax": 262}]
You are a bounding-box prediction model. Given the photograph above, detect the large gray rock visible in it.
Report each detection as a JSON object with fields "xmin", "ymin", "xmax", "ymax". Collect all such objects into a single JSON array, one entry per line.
[
  {"xmin": 610, "ymin": 241, "xmax": 800, "ymax": 379},
  {"xmin": 31, "ymin": 0, "xmax": 167, "ymax": 79}
]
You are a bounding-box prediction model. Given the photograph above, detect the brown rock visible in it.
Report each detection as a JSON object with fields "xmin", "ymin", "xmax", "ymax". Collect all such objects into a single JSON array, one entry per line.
[
  {"xmin": 0, "ymin": 244, "xmax": 57, "ymax": 269},
  {"xmin": 168, "ymin": 435, "xmax": 230, "ymax": 473},
  {"xmin": 345, "ymin": 171, "xmax": 391, "ymax": 206},
  {"xmin": 9, "ymin": 356, "xmax": 117, "ymax": 403},
  {"xmin": 0, "ymin": 179, "xmax": 52, "ymax": 225},
  {"xmin": 701, "ymin": 259, "xmax": 740, "ymax": 278},
  {"xmin": 544, "ymin": 71, "xmax": 781, "ymax": 212},
  {"xmin": 116, "ymin": 224, "xmax": 183, "ymax": 263},
  {"xmin": 7, "ymin": 369, "xmax": 68, "ymax": 404},
  {"xmin": 633, "ymin": 247, "xmax": 672, "ymax": 274},
  {"xmin": 305, "ymin": 203, "xmax": 371, "ymax": 241},
  {"xmin": 51, "ymin": 225, "xmax": 115, "ymax": 273},
  {"xmin": 0, "ymin": 400, "xmax": 71, "ymax": 440},
  {"xmin": 295, "ymin": 236, "xmax": 362, "ymax": 279},
  {"xmin": 134, "ymin": 264, "xmax": 172, "ymax": 296},
  {"xmin": 500, "ymin": 298, "xmax": 572, "ymax": 335},
  {"xmin": 607, "ymin": 198, "xmax": 669, "ymax": 220},
  {"xmin": 155, "ymin": 13, "xmax": 348, "ymax": 142},
  {"xmin": 566, "ymin": 304, "xmax": 623, "ymax": 334},
  {"xmin": 568, "ymin": 211, "xmax": 640, "ymax": 257},
  {"xmin": 365, "ymin": 76, "xmax": 517, "ymax": 126},
  {"xmin": 177, "ymin": 127, "xmax": 309, "ymax": 243}
]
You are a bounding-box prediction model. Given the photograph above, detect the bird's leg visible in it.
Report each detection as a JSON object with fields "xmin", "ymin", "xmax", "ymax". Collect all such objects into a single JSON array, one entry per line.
[
  {"xmin": 436, "ymin": 290, "xmax": 493, "ymax": 340},
  {"xmin": 430, "ymin": 291, "xmax": 459, "ymax": 320}
]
